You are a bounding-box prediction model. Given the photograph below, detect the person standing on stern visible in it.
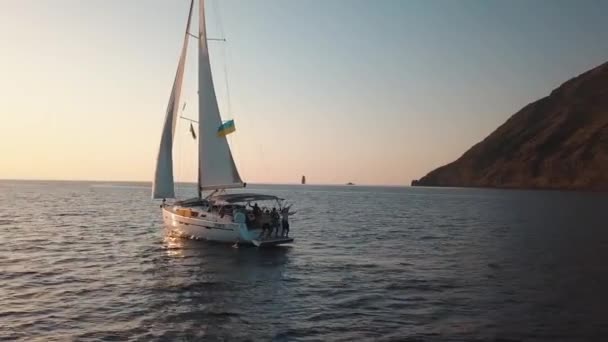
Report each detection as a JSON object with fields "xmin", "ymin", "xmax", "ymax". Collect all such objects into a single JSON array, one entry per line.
[{"xmin": 280, "ymin": 205, "xmax": 296, "ymax": 237}]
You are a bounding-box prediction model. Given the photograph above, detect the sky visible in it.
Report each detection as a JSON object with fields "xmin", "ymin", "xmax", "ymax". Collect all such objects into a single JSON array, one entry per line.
[{"xmin": 1, "ymin": 0, "xmax": 607, "ymax": 185}]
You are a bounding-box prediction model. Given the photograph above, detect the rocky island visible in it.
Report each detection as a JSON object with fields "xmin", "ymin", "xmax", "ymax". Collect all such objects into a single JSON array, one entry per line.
[{"xmin": 412, "ymin": 61, "xmax": 608, "ymax": 191}]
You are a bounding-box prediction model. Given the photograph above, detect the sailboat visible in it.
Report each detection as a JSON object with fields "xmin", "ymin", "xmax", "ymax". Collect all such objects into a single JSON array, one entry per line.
[
  {"xmin": 301, "ymin": 175, "xmax": 306, "ymax": 185},
  {"xmin": 152, "ymin": 0, "xmax": 294, "ymax": 247}
]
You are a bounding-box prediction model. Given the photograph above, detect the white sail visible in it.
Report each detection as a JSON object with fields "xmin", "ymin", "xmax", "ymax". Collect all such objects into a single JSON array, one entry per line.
[
  {"xmin": 152, "ymin": 0, "xmax": 194, "ymax": 199},
  {"xmin": 197, "ymin": 0, "xmax": 244, "ymax": 191}
]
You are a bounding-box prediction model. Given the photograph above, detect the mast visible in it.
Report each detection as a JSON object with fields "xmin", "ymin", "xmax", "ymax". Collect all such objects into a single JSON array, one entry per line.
[{"xmin": 197, "ymin": 0, "xmax": 203, "ymax": 198}]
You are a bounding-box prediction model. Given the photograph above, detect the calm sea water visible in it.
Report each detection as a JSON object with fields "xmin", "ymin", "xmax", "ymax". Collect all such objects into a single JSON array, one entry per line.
[{"xmin": 1, "ymin": 180, "xmax": 608, "ymax": 341}]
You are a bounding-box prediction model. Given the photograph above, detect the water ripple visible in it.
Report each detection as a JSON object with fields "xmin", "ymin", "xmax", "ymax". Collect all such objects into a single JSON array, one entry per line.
[{"xmin": 1, "ymin": 181, "xmax": 608, "ymax": 341}]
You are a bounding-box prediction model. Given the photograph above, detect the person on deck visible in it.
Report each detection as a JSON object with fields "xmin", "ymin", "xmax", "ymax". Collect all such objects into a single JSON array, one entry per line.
[
  {"xmin": 248, "ymin": 202, "xmax": 261, "ymax": 228},
  {"xmin": 251, "ymin": 203, "xmax": 261, "ymax": 218},
  {"xmin": 280, "ymin": 206, "xmax": 296, "ymax": 237},
  {"xmin": 253, "ymin": 202, "xmax": 260, "ymax": 212},
  {"xmin": 270, "ymin": 208, "xmax": 280, "ymax": 238},
  {"xmin": 258, "ymin": 208, "xmax": 271, "ymax": 239},
  {"xmin": 257, "ymin": 209, "xmax": 266, "ymax": 238}
]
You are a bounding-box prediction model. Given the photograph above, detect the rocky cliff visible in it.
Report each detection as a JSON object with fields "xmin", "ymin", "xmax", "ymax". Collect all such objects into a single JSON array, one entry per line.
[{"xmin": 413, "ymin": 61, "xmax": 608, "ymax": 191}]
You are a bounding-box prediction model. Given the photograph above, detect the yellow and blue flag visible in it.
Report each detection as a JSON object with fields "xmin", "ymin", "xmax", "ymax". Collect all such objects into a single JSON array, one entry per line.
[
  {"xmin": 189, "ymin": 123, "xmax": 197, "ymax": 139},
  {"xmin": 217, "ymin": 119, "xmax": 236, "ymax": 137}
]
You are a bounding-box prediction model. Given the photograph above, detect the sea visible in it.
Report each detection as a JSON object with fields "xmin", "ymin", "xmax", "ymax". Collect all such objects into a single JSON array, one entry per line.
[{"xmin": 1, "ymin": 180, "xmax": 608, "ymax": 341}]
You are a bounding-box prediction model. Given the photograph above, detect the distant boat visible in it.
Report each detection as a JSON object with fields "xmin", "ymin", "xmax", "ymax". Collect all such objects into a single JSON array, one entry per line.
[
  {"xmin": 346, "ymin": 182, "xmax": 355, "ymax": 186},
  {"xmin": 152, "ymin": 0, "xmax": 294, "ymax": 246},
  {"xmin": 301, "ymin": 175, "xmax": 306, "ymax": 185}
]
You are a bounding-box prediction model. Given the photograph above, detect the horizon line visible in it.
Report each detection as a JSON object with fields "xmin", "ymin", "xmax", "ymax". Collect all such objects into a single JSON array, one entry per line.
[{"xmin": 0, "ymin": 178, "xmax": 410, "ymax": 188}]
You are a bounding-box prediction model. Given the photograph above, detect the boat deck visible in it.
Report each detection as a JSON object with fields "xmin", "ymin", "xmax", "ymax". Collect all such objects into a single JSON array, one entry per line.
[{"xmin": 252, "ymin": 237, "xmax": 294, "ymax": 247}]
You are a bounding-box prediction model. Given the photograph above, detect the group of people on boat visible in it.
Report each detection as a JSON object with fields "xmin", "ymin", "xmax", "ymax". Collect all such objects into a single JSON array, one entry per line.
[{"xmin": 247, "ymin": 202, "xmax": 295, "ymax": 239}]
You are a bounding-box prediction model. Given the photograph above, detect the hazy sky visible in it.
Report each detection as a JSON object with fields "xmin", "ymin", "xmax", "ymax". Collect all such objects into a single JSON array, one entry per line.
[{"xmin": 1, "ymin": 0, "xmax": 607, "ymax": 185}]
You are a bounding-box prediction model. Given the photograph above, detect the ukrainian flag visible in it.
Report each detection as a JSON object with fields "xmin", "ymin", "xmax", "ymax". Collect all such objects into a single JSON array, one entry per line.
[{"xmin": 217, "ymin": 119, "xmax": 236, "ymax": 137}]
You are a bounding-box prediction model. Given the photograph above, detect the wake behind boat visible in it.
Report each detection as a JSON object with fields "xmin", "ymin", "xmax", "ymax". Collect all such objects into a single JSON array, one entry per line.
[{"xmin": 151, "ymin": 0, "xmax": 294, "ymax": 246}]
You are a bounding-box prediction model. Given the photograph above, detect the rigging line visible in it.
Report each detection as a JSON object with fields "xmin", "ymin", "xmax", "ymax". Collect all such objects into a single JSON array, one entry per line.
[
  {"xmin": 187, "ymin": 32, "xmax": 225, "ymax": 41},
  {"xmin": 211, "ymin": 0, "xmax": 241, "ymax": 177},
  {"xmin": 179, "ymin": 115, "xmax": 198, "ymax": 123},
  {"xmin": 210, "ymin": 0, "xmax": 231, "ymax": 118},
  {"xmin": 212, "ymin": 0, "xmax": 226, "ymax": 40},
  {"xmin": 221, "ymin": 40, "xmax": 233, "ymax": 118},
  {"xmin": 176, "ymin": 102, "xmax": 193, "ymax": 197},
  {"xmin": 246, "ymin": 115, "xmax": 270, "ymax": 183},
  {"xmin": 175, "ymin": 105, "xmax": 183, "ymax": 197},
  {"xmin": 181, "ymin": 124, "xmax": 186, "ymax": 197}
]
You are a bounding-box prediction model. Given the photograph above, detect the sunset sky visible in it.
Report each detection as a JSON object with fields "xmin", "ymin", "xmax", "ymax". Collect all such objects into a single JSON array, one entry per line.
[{"xmin": 1, "ymin": 0, "xmax": 607, "ymax": 185}]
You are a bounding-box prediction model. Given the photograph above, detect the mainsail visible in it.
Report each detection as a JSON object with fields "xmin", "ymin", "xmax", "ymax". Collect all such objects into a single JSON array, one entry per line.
[
  {"xmin": 152, "ymin": 0, "xmax": 194, "ymax": 199},
  {"xmin": 197, "ymin": 0, "xmax": 243, "ymax": 191}
]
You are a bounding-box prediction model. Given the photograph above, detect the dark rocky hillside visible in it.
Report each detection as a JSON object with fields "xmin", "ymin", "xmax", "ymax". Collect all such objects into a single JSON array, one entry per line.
[{"xmin": 412, "ymin": 61, "xmax": 608, "ymax": 191}]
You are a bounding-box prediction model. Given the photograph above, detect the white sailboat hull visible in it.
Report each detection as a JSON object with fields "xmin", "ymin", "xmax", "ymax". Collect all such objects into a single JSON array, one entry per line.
[
  {"xmin": 162, "ymin": 206, "xmax": 245, "ymax": 242},
  {"xmin": 161, "ymin": 205, "xmax": 294, "ymax": 246}
]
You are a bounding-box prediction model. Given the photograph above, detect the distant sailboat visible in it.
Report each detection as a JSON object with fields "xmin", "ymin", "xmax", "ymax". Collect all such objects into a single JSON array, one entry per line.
[
  {"xmin": 152, "ymin": 0, "xmax": 294, "ymax": 246},
  {"xmin": 301, "ymin": 175, "xmax": 306, "ymax": 185}
]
